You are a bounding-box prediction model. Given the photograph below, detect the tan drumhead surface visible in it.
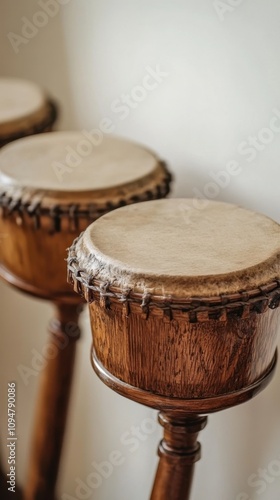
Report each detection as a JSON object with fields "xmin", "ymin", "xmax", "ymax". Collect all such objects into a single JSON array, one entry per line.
[
  {"xmin": 0, "ymin": 132, "xmax": 159, "ymax": 192},
  {"xmin": 77, "ymin": 199, "xmax": 280, "ymax": 297},
  {"xmin": 0, "ymin": 78, "xmax": 45, "ymax": 125}
]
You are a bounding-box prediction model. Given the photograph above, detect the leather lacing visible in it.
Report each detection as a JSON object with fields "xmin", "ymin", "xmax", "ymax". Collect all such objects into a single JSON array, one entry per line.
[{"xmin": 67, "ymin": 235, "xmax": 280, "ymax": 322}]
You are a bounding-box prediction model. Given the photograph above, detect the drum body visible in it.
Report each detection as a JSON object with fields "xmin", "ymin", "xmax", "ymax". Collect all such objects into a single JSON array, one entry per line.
[
  {"xmin": 88, "ymin": 297, "xmax": 280, "ymax": 411},
  {"xmin": 0, "ymin": 214, "xmax": 85, "ymax": 299},
  {"xmin": 0, "ymin": 77, "xmax": 57, "ymax": 148},
  {"xmin": 68, "ymin": 199, "xmax": 280, "ymax": 412},
  {"xmin": 0, "ymin": 133, "xmax": 171, "ymax": 300}
]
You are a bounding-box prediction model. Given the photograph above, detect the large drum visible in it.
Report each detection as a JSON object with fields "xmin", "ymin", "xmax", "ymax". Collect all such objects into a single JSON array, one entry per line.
[
  {"xmin": 0, "ymin": 77, "xmax": 57, "ymax": 148},
  {"xmin": 0, "ymin": 132, "xmax": 171, "ymax": 500},
  {"xmin": 68, "ymin": 198, "xmax": 280, "ymax": 500}
]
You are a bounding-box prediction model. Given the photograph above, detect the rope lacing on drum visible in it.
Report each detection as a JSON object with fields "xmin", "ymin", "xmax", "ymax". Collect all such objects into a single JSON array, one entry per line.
[
  {"xmin": 68, "ymin": 204, "xmax": 79, "ymax": 232},
  {"xmin": 0, "ymin": 164, "xmax": 172, "ymax": 231},
  {"xmin": 66, "ymin": 237, "xmax": 280, "ymax": 322},
  {"xmin": 269, "ymin": 279, "xmax": 280, "ymax": 310}
]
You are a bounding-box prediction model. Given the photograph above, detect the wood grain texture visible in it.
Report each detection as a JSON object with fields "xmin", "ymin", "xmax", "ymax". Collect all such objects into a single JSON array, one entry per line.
[
  {"xmin": 89, "ymin": 302, "xmax": 280, "ymax": 402},
  {"xmin": 67, "ymin": 194, "xmax": 280, "ymax": 499},
  {"xmin": 0, "ymin": 216, "xmax": 80, "ymax": 297},
  {"xmin": 87, "ymin": 299, "xmax": 280, "ymax": 499},
  {"xmin": 150, "ymin": 414, "xmax": 207, "ymax": 500}
]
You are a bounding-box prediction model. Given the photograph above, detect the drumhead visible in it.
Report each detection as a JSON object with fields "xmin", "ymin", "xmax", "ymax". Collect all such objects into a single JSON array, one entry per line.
[
  {"xmin": 72, "ymin": 199, "xmax": 280, "ymax": 298},
  {"xmin": 0, "ymin": 77, "xmax": 46, "ymax": 126},
  {"xmin": 0, "ymin": 132, "xmax": 160, "ymax": 193}
]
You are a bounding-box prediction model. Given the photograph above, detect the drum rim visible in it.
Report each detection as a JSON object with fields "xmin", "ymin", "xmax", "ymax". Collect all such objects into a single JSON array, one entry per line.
[
  {"xmin": 0, "ymin": 163, "xmax": 172, "ymax": 231},
  {"xmin": 0, "ymin": 99, "xmax": 58, "ymax": 146},
  {"xmin": 67, "ymin": 234, "xmax": 280, "ymax": 320}
]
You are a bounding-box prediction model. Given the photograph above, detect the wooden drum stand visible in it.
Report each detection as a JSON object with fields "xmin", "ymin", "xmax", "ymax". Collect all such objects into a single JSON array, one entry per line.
[
  {"xmin": 0, "ymin": 133, "xmax": 171, "ymax": 500},
  {"xmin": 68, "ymin": 199, "xmax": 280, "ymax": 500},
  {"xmin": 0, "ymin": 77, "xmax": 58, "ymax": 499}
]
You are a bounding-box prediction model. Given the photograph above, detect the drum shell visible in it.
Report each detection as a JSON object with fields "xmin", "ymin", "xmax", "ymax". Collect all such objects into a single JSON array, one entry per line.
[
  {"xmin": 0, "ymin": 213, "xmax": 87, "ymax": 298},
  {"xmin": 89, "ymin": 300, "xmax": 280, "ymax": 401}
]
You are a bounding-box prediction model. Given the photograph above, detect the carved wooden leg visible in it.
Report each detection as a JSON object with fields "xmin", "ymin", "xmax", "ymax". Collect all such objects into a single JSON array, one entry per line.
[
  {"xmin": 24, "ymin": 303, "xmax": 81, "ymax": 500},
  {"xmin": 150, "ymin": 414, "xmax": 208, "ymax": 500}
]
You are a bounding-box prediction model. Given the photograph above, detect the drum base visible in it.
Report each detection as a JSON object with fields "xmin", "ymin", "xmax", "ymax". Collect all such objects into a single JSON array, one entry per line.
[
  {"xmin": 0, "ymin": 263, "xmax": 81, "ymax": 304},
  {"xmin": 91, "ymin": 347, "xmax": 277, "ymax": 415}
]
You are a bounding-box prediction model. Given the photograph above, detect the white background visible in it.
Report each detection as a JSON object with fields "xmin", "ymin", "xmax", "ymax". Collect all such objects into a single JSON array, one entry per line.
[{"xmin": 0, "ymin": 1, "xmax": 280, "ymax": 499}]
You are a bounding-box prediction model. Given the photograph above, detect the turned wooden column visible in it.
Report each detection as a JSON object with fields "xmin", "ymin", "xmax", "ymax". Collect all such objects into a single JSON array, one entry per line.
[
  {"xmin": 24, "ymin": 303, "xmax": 81, "ymax": 500},
  {"xmin": 68, "ymin": 198, "xmax": 280, "ymax": 500},
  {"xmin": 151, "ymin": 414, "xmax": 207, "ymax": 500}
]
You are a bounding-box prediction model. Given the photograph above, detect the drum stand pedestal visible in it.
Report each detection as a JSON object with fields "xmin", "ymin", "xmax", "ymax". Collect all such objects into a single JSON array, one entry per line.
[
  {"xmin": 24, "ymin": 301, "xmax": 81, "ymax": 500},
  {"xmin": 150, "ymin": 413, "xmax": 207, "ymax": 500},
  {"xmin": 92, "ymin": 346, "xmax": 278, "ymax": 500},
  {"xmin": 0, "ymin": 264, "xmax": 82, "ymax": 500}
]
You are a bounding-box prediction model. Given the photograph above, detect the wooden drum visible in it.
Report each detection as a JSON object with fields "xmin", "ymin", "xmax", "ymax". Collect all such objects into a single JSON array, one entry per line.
[
  {"xmin": 0, "ymin": 132, "xmax": 170, "ymax": 300},
  {"xmin": 68, "ymin": 198, "xmax": 280, "ymax": 500},
  {"xmin": 0, "ymin": 77, "xmax": 57, "ymax": 148},
  {"xmin": 0, "ymin": 133, "xmax": 171, "ymax": 500}
]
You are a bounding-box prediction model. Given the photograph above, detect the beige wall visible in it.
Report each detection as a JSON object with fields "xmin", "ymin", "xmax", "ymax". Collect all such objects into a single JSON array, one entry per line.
[{"xmin": 1, "ymin": 1, "xmax": 280, "ymax": 499}]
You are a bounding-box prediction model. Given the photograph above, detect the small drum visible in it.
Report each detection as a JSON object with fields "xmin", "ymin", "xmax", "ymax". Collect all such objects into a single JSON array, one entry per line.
[
  {"xmin": 0, "ymin": 131, "xmax": 171, "ymax": 300},
  {"xmin": 68, "ymin": 199, "xmax": 280, "ymax": 499},
  {"xmin": 0, "ymin": 77, "xmax": 57, "ymax": 148}
]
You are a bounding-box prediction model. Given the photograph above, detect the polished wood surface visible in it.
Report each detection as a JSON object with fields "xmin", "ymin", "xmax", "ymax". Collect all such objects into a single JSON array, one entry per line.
[
  {"xmin": 151, "ymin": 414, "xmax": 207, "ymax": 500},
  {"xmin": 89, "ymin": 302, "xmax": 280, "ymax": 407},
  {"xmin": 24, "ymin": 303, "xmax": 81, "ymax": 500},
  {"xmin": 87, "ymin": 301, "xmax": 279, "ymax": 499},
  {"xmin": 0, "ymin": 218, "xmax": 82, "ymax": 297}
]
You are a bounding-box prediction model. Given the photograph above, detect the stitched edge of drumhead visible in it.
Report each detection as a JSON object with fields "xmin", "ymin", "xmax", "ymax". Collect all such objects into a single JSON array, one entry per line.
[{"xmin": 67, "ymin": 232, "xmax": 280, "ymax": 321}]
